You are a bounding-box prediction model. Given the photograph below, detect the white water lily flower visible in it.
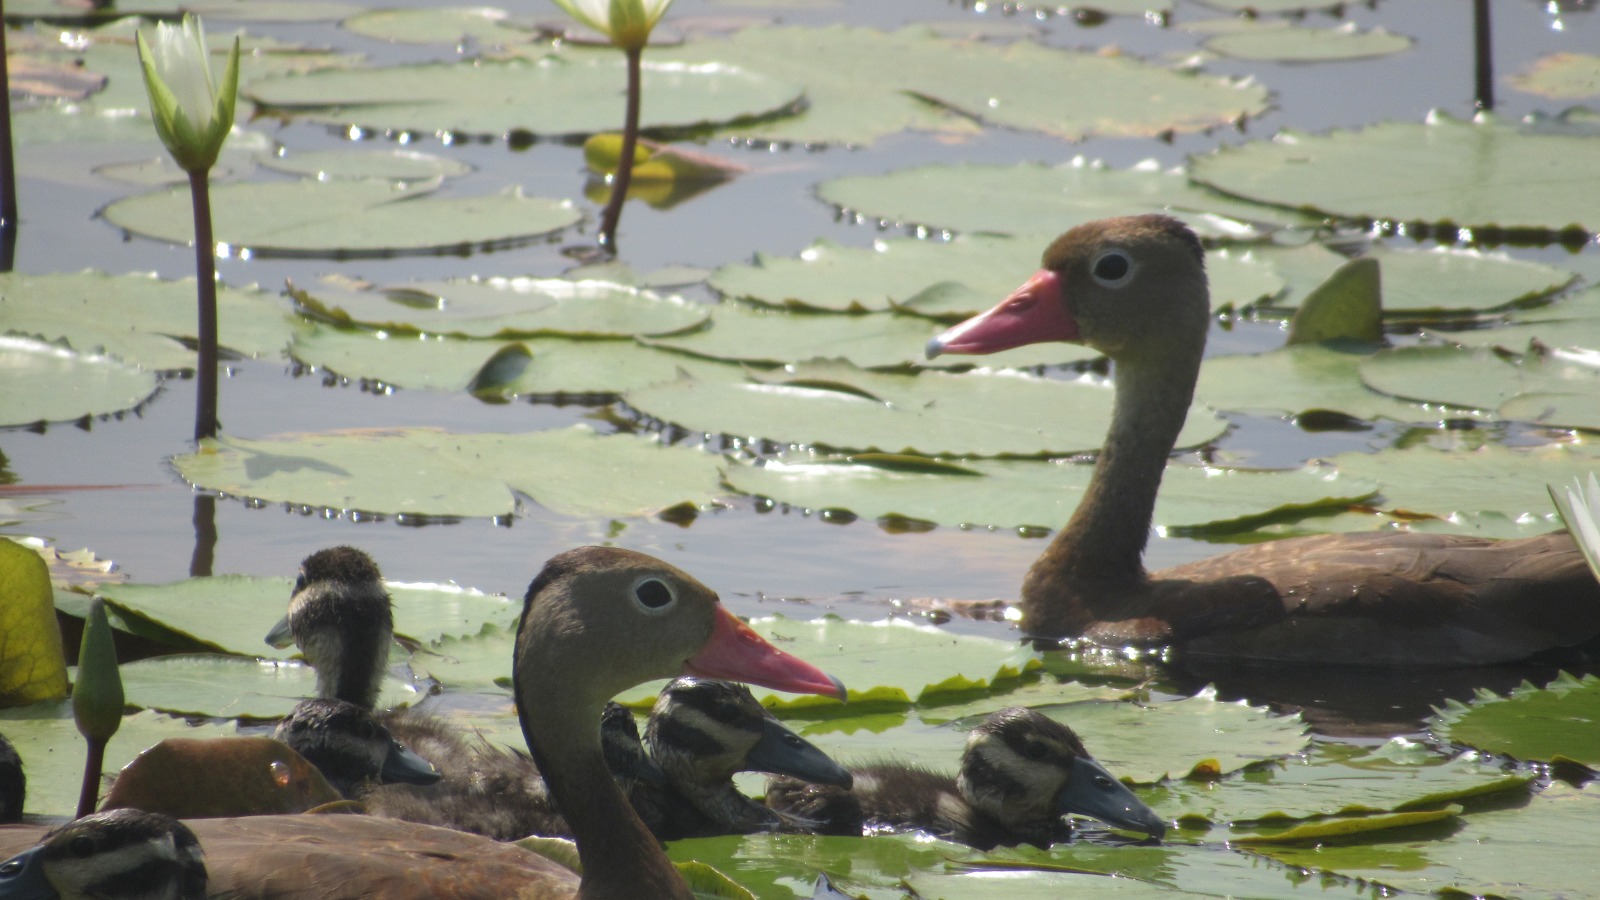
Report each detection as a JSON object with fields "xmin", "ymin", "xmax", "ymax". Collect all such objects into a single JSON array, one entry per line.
[
  {"xmin": 136, "ymin": 14, "xmax": 240, "ymax": 173},
  {"xmin": 550, "ymin": 0, "xmax": 674, "ymax": 51},
  {"xmin": 1550, "ymin": 472, "xmax": 1600, "ymax": 583}
]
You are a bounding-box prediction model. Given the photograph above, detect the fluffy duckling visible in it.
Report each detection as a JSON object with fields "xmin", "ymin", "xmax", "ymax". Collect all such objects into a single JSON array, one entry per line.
[
  {"xmin": 271, "ymin": 699, "xmax": 441, "ymax": 799},
  {"xmin": 0, "ymin": 808, "xmax": 206, "ymax": 900},
  {"xmin": 768, "ymin": 706, "xmax": 1165, "ymax": 849},
  {"xmin": 637, "ymin": 677, "xmax": 852, "ymax": 839},
  {"xmin": 0, "ymin": 732, "xmax": 22, "ymax": 824}
]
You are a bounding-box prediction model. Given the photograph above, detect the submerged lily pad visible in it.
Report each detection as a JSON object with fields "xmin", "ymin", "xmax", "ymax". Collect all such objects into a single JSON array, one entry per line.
[
  {"xmin": 623, "ymin": 361, "xmax": 1228, "ymax": 458},
  {"xmin": 650, "ymin": 24, "xmax": 1268, "ymax": 145},
  {"xmin": 172, "ymin": 425, "xmax": 726, "ymax": 520},
  {"xmin": 1194, "ymin": 21, "xmax": 1412, "ymax": 63},
  {"xmin": 342, "ymin": 7, "xmax": 539, "ymax": 47},
  {"xmin": 1508, "ymin": 53, "xmax": 1600, "ymax": 100},
  {"xmin": 1430, "ymin": 673, "xmax": 1600, "ymax": 765},
  {"xmin": 1190, "ymin": 112, "xmax": 1600, "ymax": 235},
  {"xmin": 104, "ymin": 181, "xmax": 580, "ymax": 257},
  {"xmin": 246, "ymin": 50, "xmax": 805, "ymax": 138},
  {"xmin": 291, "ymin": 276, "xmax": 706, "ymax": 339},
  {"xmin": 820, "ymin": 159, "xmax": 1316, "ymax": 239},
  {"xmin": 0, "ymin": 335, "xmax": 158, "ymax": 426},
  {"xmin": 0, "ymin": 271, "xmax": 298, "ymax": 372},
  {"xmin": 725, "ymin": 455, "xmax": 1376, "ymax": 533}
]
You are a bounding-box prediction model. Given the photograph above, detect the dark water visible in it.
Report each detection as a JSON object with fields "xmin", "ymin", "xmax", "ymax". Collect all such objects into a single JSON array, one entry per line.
[{"xmin": 3, "ymin": 0, "xmax": 1598, "ymax": 737}]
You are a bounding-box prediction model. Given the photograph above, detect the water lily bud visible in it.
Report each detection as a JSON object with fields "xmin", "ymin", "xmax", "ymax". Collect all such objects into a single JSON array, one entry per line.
[
  {"xmin": 551, "ymin": 0, "xmax": 674, "ymax": 52},
  {"xmin": 73, "ymin": 598, "xmax": 124, "ymax": 744},
  {"xmin": 136, "ymin": 14, "xmax": 241, "ymax": 173}
]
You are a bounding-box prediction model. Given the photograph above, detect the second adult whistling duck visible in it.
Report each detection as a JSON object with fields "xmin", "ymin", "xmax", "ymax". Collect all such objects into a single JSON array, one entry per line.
[{"xmin": 926, "ymin": 215, "xmax": 1600, "ymax": 665}]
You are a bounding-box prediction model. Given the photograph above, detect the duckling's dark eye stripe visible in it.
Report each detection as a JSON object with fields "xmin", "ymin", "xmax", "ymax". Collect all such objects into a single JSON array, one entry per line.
[
  {"xmin": 651, "ymin": 716, "xmax": 725, "ymax": 757},
  {"xmin": 964, "ymin": 750, "xmax": 1030, "ymax": 800}
]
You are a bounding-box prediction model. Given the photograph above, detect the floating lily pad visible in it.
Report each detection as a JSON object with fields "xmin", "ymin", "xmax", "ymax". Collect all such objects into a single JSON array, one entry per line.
[
  {"xmin": 118, "ymin": 654, "xmax": 421, "ymax": 720},
  {"xmin": 649, "ymin": 25, "xmax": 1268, "ymax": 145},
  {"xmin": 1358, "ymin": 343, "xmax": 1600, "ymax": 416},
  {"xmin": 1509, "ymin": 52, "xmax": 1600, "ymax": 100},
  {"xmin": 188, "ymin": 0, "xmax": 367, "ymax": 21},
  {"xmin": 291, "ymin": 327, "xmax": 741, "ymax": 396},
  {"xmin": 1190, "ymin": 112, "xmax": 1600, "ymax": 235},
  {"xmin": 246, "ymin": 50, "xmax": 805, "ymax": 138},
  {"xmin": 1194, "ymin": 21, "xmax": 1412, "ymax": 63},
  {"xmin": 1422, "ymin": 285, "xmax": 1600, "ymax": 353},
  {"xmin": 820, "ymin": 159, "xmax": 1316, "ymax": 239},
  {"xmin": 291, "ymin": 276, "xmax": 706, "ymax": 339},
  {"xmin": 1430, "ymin": 673, "xmax": 1600, "ymax": 765},
  {"xmin": 1257, "ymin": 244, "xmax": 1578, "ymax": 317},
  {"xmin": 725, "ymin": 454, "xmax": 1376, "ymax": 533},
  {"xmin": 259, "ymin": 148, "xmax": 473, "ymax": 181},
  {"xmin": 0, "ymin": 271, "xmax": 298, "ymax": 372},
  {"xmin": 0, "ymin": 700, "xmax": 235, "ymax": 817},
  {"xmin": 104, "ymin": 181, "xmax": 580, "ymax": 257},
  {"xmin": 0, "ymin": 335, "xmax": 158, "ymax": 426},
  {"xmin": 342, "ymin": 7, "xmax": 539, "ymax": 47},
  {"xmin": 709, "ymin": 233, "xmax": 1280, "ymax": 317},
  {"xmin": 1499, "ymin": 390, "xmax": 1600, "ymax": 432},
  {"xmin": 624, "ymin": 361, "xmax": 1228, "ymax": 458},
  {"xmin": 173, "ymin": 425, "xmax": 727, "ymax": 520}
]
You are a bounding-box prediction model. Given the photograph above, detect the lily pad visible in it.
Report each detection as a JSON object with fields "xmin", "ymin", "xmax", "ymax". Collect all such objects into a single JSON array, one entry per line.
[
  {"xmin": 291, "ymin": 276, "xmax": 707, "ymax": 339},
  {"xmin": 1189, "ymin": 112, "xmax": 1600, "ymax": 235},
  {"xmin": 342, "ymin": 7, "xmax": 539, "ymax": 47},
  {"xmin": 1358, "ymin": 343, "xmax": 1600, "ymax": 416},
  {"xmin": 1420, "ymin": 285, "xmax": 1600, "ymax": 353},
  {"xmin": 1509, "ymin": 53, "xmax": 1600, "ymax": 100},
  {"xmin": 0, "ymin": 271, "xmax": 298, "ymax": 372},
  {"xmin": 118, "ymin": 654, "xmax": 421, "ymax": 720},
  {"xmin": 0, "ymin": 335, "xmax": 158, "ymax": 426},
  {"xmin": 172, "ymin": 425, "xmax": 727, "ymax": 520},
  {"xmin": 819, "ymin": 159, "xmax": 1317, "ymax": 240},
  {"xmin": 623, "ymin": 361, "xmax": 1228, "ymax": 458},
  {"xmin": 1194, "ymin": 21, "xmax": 1413, "ymax": 63},
  {"xmin": 258, "ymin": 148, "xmax": 473, "ymax": 181},
  {"xmin": 103, "ymin": 181, "xmax": 581, "ymax": 257},
  {"xmin": 650, "ymin": 25, "xmax": 1269, "ymax": 145},
  {"xmin": 0, "ymin": 540, "xmax": 68, "ymax": 708},
  {"xmin": 246, "ymin": 50, "xmax": 805, "ymax": 138},
  {"xmin": 724, "ymin": 455, "xmax": 1377, "ymax": 534},
  {"xmin": 1257, "ymin": 244, "xmax": 1578, "ymax": 317},
  {"xmin": 1430, "ymin": 673, "xmax": 1600, "ymax": 765}
]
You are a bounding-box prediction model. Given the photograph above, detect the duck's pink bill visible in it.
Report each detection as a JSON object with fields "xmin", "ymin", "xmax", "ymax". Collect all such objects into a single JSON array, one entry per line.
[
  {"xmin": 925, "ymin": 268, "xmax": 1076, "ymax": 358},
  {"xmin": 687, "ymin": 606, "xmax": 847, "ymax": 701}
]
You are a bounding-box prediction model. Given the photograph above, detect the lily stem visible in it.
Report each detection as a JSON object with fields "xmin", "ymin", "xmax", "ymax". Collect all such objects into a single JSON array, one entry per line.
[
  {"xmin": 76, "ymin": 736, "xmax": 107, "ymax": 819},
  {"xmin": 188, "ymin": 169, "xmax": 219, "ymax": 442},
  {"xmin": 598, "ymin": 44, "xmax": 643, "ymax": 252}
]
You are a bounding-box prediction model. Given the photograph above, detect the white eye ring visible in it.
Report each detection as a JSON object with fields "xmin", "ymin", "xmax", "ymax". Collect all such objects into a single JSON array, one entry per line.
[
  {"xmin": 632, "ymin": 576, "xmax": 677, "ymax": 615},
  {"xmin": 1090, "ymin": 249, "xmax": 1135, "ymax": 287}
]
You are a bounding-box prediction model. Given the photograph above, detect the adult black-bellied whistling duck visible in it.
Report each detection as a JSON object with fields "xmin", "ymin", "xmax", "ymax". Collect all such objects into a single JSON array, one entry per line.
[
  {"xmin": 638, "ymin": 676, "xmax": 851, "ymax": 839},
  {"xmin": 926, "ymin": 215, "xmax": 1600, "ymax": 665},
  {"xmin": 0, "ymin": 547, "xmax": 845, "ymax": 899},
  {"xmin": 767, "ymin": 706, "xmax": 1162, "ymax": 849}
]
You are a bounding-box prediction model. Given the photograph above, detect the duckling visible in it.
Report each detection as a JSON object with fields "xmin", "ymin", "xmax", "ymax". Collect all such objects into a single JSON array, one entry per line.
[
  {"xmin": 0, "ymin": 808, "xmax": 206, "ymax": 900},
  {"xmin": 0, "ymin": 731, "xmax": 22, "ymax": 824},
  {"xmin": 267, "ymin": 546, "xmax": 661, "ymax": 840},
  {"xmin": 636, "ymin": 677, "xmax": 852, "ymax": 840},
  {"xmin": 767, "ymin": 706, "xmax": 1165, "ymax": 849},
  {"xmin": 271, "ymin": 699, "xmax": 442, "ymax": 799}
]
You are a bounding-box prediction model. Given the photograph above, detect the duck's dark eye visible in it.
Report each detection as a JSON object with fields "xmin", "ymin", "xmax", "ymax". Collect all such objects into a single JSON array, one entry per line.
[
  {"xmin": 634, "ymin": 578, "xmax": 674, "ymax": 611},
  {"xmin": 68, "ymin": 836, "xmax": 95, "ymax": 858},
  {"xmin": 1091, "ymin": 251, "xmax": 1131, "ymax": 285},
  {"xmin": 355, "ymin": 720, "xmax": 377, "ymax": 741},
  {"xmin": 293, "ymin": 573, "xmax": 307, "ymax": 595}
]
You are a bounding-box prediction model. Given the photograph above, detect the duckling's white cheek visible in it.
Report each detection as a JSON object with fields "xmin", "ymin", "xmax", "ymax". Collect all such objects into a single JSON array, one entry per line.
[{"xmin": 49, "ymin": 841, "xmax": 170, "ymax": 894}]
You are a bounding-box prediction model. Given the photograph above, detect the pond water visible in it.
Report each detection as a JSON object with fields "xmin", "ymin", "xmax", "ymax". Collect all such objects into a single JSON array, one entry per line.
[{"xmin": 4, "ymin": 0, "xmax": 1600, "ymax": 881}]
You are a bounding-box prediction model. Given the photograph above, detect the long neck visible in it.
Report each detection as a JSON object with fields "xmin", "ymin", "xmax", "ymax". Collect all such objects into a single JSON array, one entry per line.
[
  {"xmin": 1031, "ymin": 348, "xmax": 1201, "ymax": 590},
  {"xmin": 521, "ymin": 682, "xmax": 689, "ymax": 900},
  {"xmin": 319, "ymin": 621, "xmax": 390, "ymax": 711}
]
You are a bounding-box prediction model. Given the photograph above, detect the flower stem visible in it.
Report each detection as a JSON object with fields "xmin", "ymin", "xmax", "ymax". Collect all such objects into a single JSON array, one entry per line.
[
  {"xmin": 188, "ymin": 169, "xmax": 219, "ymax": 442},
  {"xmin": 0, "ymin": 0, "xmax": 20, "ymax": 264},
  {"xmin": 598, "ymin": 45, "xmax": 643, "ymax": 252},
  {"xmin": 76, "ymin": 736, "xmax": 107, "ymax": 819}
]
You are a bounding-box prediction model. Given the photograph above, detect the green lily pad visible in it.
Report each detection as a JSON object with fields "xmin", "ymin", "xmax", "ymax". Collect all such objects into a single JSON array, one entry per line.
[
  {"xmin": 708, "ymin": 234, "xmax": 1280, "ymax": 317},
  {"xmin": 1258, "ymin": 244, "xmax": 1577, "ymax": 317},
  {"xmin": 0, "ymin": 700, "xmax": 235, "ymax": 818},
  {"xmin": 258, "ymin": 149, "xmax": 473, "ymax": 181},
  {"xmin": 650, "ymin": 25, "xmax": 1268, "ymax": 145},
  {"xmin": 188, "ymin": 0, "xmax": 366, "ymax": 21},
  {"xmin": 819, "ymin": 160, "xmax": 1316, "ymax": 240},
  {"xmin": 1420, "ymin": 284, "xmax": 1600, "ymax": 352},
  {"xmin": 103, "ymin": 181, "xmax": 580, "ymax": 257},
  {"xmin": 1194, "ymin": 21, "xmax": 1413, "ymax": 63},
  {"xmin": 624, "ymin": 361, "xmax": 1228, "ymax": 458},
  {"xmin": 1256, "ymin": 781, "xmax": 1600, "ymax": 900},
  {"xmin": 0, "ymin": 271, "xmax": 298, "ymax": 372},
  {"xmin": 172, "ymin": 425, "xmax": 727, "ymax": 520},
  {"xmin": 1358, "ymin": 343, "xmax": 1600, "ymax": 416},
  {"xmin": 0, "ymin": 335, "xmax": 158, "ymax": 426},
  {"xmin": 118, "ymin": 654, "xmax": 421, "ymax": 720},
  {"xmin": 1509, "ymin": 53, "xmax": 1600, "ymax": 100},
  {"xmin": 290, "ymin": 327, "xmax": 741, "ymax": 396},
  {"xmin": 342, "ymin": 7, "xmax": 539, "ymax": 47},
  {"xmin": 1499, "ymin": 390, "xmax": 1600, "ymax": 432},
  {"xmin": 1189, "ymin": 112, "xmax": 1600, "ymax": 235},
  {"xmin": 246, "ymin": 50, "xmax": 805, "ymax": 138},
  {"xmin": 1430, "ymin": 673, "xmax": 1600, "ymax": 765},
  {"xmin": 291, "ymin": 276, "xmax": 707, "ymax": 339}
]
